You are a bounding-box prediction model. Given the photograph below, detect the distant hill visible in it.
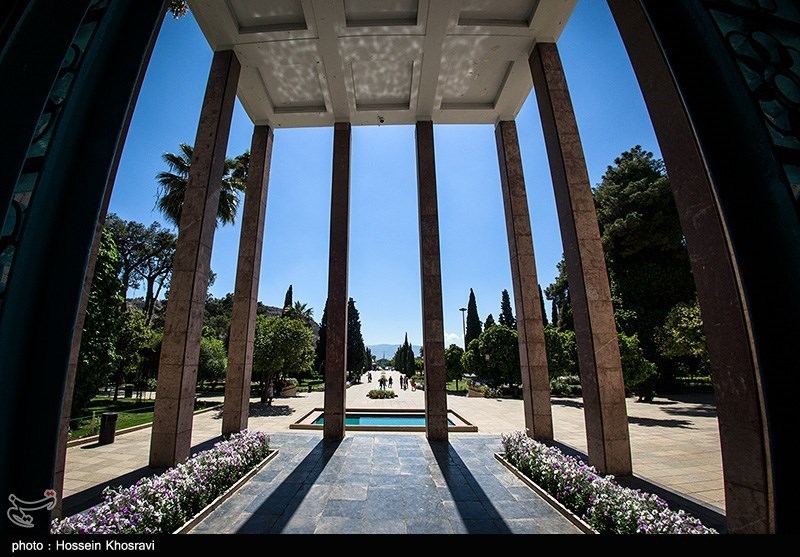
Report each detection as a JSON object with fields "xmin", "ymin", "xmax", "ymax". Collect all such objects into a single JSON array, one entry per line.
[{"xmin": 367, "ymin": 343, "xmax": 422, "ymax": 359}]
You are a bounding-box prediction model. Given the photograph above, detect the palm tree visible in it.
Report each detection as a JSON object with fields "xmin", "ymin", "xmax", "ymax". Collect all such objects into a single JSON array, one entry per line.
[
  {"xmin": 287, "ymin": 301, "xmax": 314, "ymax": 325},
  {"xmin": 155, "ymin": 143, "xmax": 249, "ymax": 228}
]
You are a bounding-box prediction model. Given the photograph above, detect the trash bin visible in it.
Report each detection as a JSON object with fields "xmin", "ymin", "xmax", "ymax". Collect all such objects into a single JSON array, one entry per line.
[
  {"xmin": 99, "ymin": 412, "xmax": 118, "ymax": 445},
  {"xmin": 124, "ymin": 384, "xmax": 133, "ymax": 398}
]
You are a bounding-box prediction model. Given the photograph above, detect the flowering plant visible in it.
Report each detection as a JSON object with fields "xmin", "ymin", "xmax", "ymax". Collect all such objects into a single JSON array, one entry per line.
[
  {"xmin": 501, "ymin": 431, "xmax": 715, "ymax": 534},
  {"xmin": 52, "ymin": 430, "xmax": 271, "ymax": 534}
]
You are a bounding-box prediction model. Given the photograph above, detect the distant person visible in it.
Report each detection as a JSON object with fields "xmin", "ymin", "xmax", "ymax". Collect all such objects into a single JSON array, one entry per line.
[
  {"xmin": 266, "ymin": 381, "xmax": 274, "ymax": 406},
  {"xmin": 410, "ymin": 378, "xmax": 416, "ymax": 392},
  {"xmin": 388, "ymin": 376, "xmax": 393, "ymax": 388}
]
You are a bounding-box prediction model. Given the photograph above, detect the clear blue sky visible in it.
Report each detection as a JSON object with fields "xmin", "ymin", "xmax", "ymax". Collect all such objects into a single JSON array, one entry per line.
[{"xmin": 109, "ymin": 0, "xmax": 660, "ymax": 347}]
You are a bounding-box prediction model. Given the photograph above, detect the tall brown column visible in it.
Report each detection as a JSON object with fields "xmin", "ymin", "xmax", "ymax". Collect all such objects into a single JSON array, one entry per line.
[
  {"xmin": 149, "ymin": 50, "xmax": 240, "ymax": 467},
  {"xmin": 415, "ymin": 121, "xmax": 448, "ymax": 442},
  {"xmin": 222, "ymin": 125, "xmax": 273, "ymax": 437},
  {"xmin": 530, "ymin": 42, "xmax": 632, "ymax": 475},
  {"xmin": 323, "ymin": 122, "xmax": 352, "ymax": 441},
  {"xmin": 495, "ymin": 120, "xmax": 553, "ymax": 442},
  {"xmin": 608, "ymin": 0, "xmax": 773, "ymax": 532}
]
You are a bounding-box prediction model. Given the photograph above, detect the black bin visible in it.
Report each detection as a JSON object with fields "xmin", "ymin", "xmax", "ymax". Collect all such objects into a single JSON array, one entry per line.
[{"xmin": 98, "ymin": 412, "xmax": 118, "ymax": 445}]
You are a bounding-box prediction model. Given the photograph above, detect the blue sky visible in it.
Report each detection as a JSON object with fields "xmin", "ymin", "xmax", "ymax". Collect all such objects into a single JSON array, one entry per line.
[{"xmin": 109, "ymin": 0, "xmax": 660, "ymax": 346}]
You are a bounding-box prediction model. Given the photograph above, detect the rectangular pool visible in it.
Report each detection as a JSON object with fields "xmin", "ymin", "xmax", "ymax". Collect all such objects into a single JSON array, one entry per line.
[{"xmin": 313, "ymin": 413, "xmax": 455, "ymax": 427}]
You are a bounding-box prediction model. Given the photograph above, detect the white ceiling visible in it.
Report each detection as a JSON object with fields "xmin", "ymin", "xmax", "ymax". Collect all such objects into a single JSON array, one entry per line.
[{"xmin": 187, "ymin": 0, "xmax": 577, "ymax": 128}]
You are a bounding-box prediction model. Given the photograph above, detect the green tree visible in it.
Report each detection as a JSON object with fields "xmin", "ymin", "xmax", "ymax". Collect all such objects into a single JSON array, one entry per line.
[
  {"xmin": 73, "ymin": 229, "xmax": 123, "ymax": 417},
  {"xmin": 461, "ymin": 339, "xmax": 485, "ymax": 380},
  {"xmin": 393, "ymin": 333, "xmax": 416, "ymax": 378},
  {"xmin": 445, "ymin": 344, "xmax": 465, "ymax": 390},
  {"xmin": 155, "ymin": 143, "xmax": 248, "ymax": 228},
  {"xmin": 538, "ymin": 285, "xmax": 548, "ymax": 328},
  {"xmin": 253, "ymin": 316, "xmax": 314, "ymax": 402},
  {"xmin": 499, "ymin": 289, "xmax": 516, "ymax": 329},
  {"xmin": 594, "ymin": 146, "xmax": 696, "ymax": 371},
  {"xmin": 364, "ymin": 347, "xmax": 374, "ymax": 372},
  {"xmin": 113, "ymin": 309, "xmax": 156, "ymax": 399},
  {"xmin": 551, "ymin": 299, "xmax": 559, "ymax": 330},
  {"xmin": 314, "ymin": 301, "xmax": 328, "ymax": 375},
  {"xmin": 656, "ymin": 299, "xmax": 709, "ymax": 378},
  {"xmin": 484, "ymin": 314, "xmax": 496, "ymax": 329},
  {"xmin": 168, "ymin": 0, "xmax": 188, "ymax": 18},
  {"xmin": 618, "ymin": 332, "xmax": 658, "ymax": 402},
  {"xmin": 281, "ymin": 285, "xmax": 293, "ymax": 316},
  {"xmin": 479, "ymin": 324, "xmax": 520, "ymax": 387},
  {"xmin": 544, "ymin": 258, "xmax": 572, "ymax": 330},
  {"xmin": 465, "ymin": 288, "xmax": 482, "ymax": 347},
  {"xmin": 346, "ymin": 298, "xmax": 366, "ymax": 381},
  {"xmin": 543, "ymin": 326, "xmax": 578, "ymax": 379},
  {"xmin": 286, "ymin": 300, "xmax": 314, "ymax": 327},
  {"xmin": 198, "ymin": 327, "xmax": 227, "ymax": 387},
  {"xmin": 203, "ymin": 293, "xmax": 234, "ymax": 345}
]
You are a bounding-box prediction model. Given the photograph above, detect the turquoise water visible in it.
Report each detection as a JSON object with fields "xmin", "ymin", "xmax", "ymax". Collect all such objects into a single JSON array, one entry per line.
[{"xmin": 312, "ymin": 413, "xmax": 455, "ymax": 426}]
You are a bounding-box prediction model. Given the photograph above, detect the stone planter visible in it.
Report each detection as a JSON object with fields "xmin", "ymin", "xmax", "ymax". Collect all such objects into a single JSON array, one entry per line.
[
  {"xmin": 280, "ymin": 385, "xmax": 297, "ymax": 397},
  {"xmin": 494, "ymin": 453, "xmax": 596, "ymax": 534},
  {"xmin": 466, "ymin": 387, "xmax": 484, "ymax": 398},
  {"xmin": 173, "ymin": 449, "xmax": 279, "ymax": 534}
]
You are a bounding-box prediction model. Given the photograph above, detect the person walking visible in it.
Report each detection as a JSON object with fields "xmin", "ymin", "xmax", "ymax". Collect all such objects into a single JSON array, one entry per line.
[
  {"xmin": 388, "ymin": 376, "xmax": 393, "ymax": 389},
  {"xmin": 410, "ymin": 378, "xmax": 416, "ymax": 392}
]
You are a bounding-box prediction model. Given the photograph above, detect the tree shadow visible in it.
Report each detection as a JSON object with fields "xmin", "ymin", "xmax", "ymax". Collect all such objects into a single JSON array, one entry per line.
[
  {"xmin": 429, "ymin": 441, "xmax": 512, "ymax": 534},
  {"xmin": 661, "ymin": 406, "xmax": 717, "ymax": 419},
  {"xmin": 551, "ymin": 398, "xmax": 584, "ymax": 410},
  {"xmin": 628, "ymin": 416, "xmax": 695, "ymax": 429}
]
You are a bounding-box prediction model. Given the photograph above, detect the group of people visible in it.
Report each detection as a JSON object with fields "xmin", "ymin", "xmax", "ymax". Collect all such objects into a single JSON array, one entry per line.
[{"xmin": 367, "ymin": 371, "xmax": 417, "ymax": 392}]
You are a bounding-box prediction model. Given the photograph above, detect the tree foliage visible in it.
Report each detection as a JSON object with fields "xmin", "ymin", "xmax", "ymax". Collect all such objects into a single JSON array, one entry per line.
[
  {"xmin": 656, "ymin": 299, "xmax": 709, "ymax": 377},
  {"xmin": 499, "ymin": 289, "xmax": 516, "ymax": 329},
  {"xmin": 484, "ymin": 314, "xmax": 496, "ymax": 329},
  {"xmin": 73, "ymin": 229, "xmax": 123, "ymax": 417},
  {"xmin": 155, "ymin": 143, "xmax": 248, "ymax": 228},
  {"xmin": 618, "ymin": 332, "xmax": 658, "ymax": 401},
  {"xmin": 253, "ymin": 316, "xmax": 314, "ymax": 390},
  {"xmin": 281, "ymin": 285, "xmax": 293, "ymax": 317},
  {"xmin": 393, "ymin": 333, "xmax": 416, "ymax": 378},
  {"xmin": 198, "ymin": 327, "xmax": 227, "ymax": 386},
  {"xmin": 461, "ymin": 325, "xmax": 519, "ymax": 387},
  {"xmin": 543, "ymin": 326, "xmax": 578, "ymax": 379},
  {"xmin": 445, "ymin": 344, "xmax": 465, "ymax": 385},
  {"xmin": 314, "ymin": 302, "xmax": 328, "ymax": 375},
  {"xmin": 346, "ymin": 298, "xmax": 366, "ymax": 380},
  {"xmin": 465, "ymin": 288, "xmax": 482, "ymax": 347}
]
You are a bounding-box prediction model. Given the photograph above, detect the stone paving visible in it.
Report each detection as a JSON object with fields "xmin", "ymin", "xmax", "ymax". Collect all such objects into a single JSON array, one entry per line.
[
  {"xmin": 190, "ymin": 432, "xmax": 581, "ymax": 534},
  {"xmin": 63, "ymin": 370, "xmax": 725, "ymax": 519}
]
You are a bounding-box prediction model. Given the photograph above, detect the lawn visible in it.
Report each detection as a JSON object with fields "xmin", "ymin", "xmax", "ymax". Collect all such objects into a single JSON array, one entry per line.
[
  {"xmin": 68, "ymin": 398, "xmax": 219, "ymax": 440},
  {"xmin": 446, "ymin": 380, "xmax": 467, "ymax": 395}
]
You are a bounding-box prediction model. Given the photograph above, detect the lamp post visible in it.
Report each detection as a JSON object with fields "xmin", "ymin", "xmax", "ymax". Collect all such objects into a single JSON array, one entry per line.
[{"xmin": 459, "ymin": 307, "xmax": 467, "ymax": 350}]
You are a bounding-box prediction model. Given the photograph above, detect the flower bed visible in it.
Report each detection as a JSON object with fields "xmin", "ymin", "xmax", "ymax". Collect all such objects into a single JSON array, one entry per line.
[
  {"xmin": 52, "ymin": 431, "xmax": 271, "ymax": 534},
  {"xmin": 501, "ymin": 432, "xmax": 715, "ymax": 534},
  {"xmin": 367, "ymin": 389, "xmax": 396, "ymax": 399}
]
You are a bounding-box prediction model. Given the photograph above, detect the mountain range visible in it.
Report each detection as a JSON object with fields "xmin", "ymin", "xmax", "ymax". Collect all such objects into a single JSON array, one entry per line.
[{"xmin": 367, "ymin": 343, "xmax": 422, "ymax": 359}]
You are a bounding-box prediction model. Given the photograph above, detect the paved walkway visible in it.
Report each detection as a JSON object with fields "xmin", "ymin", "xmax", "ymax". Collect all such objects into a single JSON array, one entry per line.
[
  {"xmin": 63, "ymin": 370, "xmax": 725, "ymax": 519},
  {"xmin": 190, "ymin": 432, "xmax": 581, "ymax": 534}
]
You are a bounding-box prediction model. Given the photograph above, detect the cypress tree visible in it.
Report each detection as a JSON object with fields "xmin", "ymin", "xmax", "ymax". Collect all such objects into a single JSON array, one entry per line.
[
  {"xmin": 465, "ymin": 288, "xmax": 482, "ymax": 347},
  {"xmin": 281, "ymin": 284, "xmax": 293, "ymax": 316},
  {"xmin": 551, "ymin": 299, "xmax": 559, "ymax": 330},
  {"xmin": 346, "ymin": 298, "xmax": 366, "ymax": 379},
  {"xmin": 485, "ymin": 314, "xmax": 496, "ymax": 328},
  {"xmin": 539, "ymin": 284, "xmax": 548, "ymax": 327},
  {"xmin": 499, "ymin": 289, "xmax": 516, "ymax": 329},
  {"xmin": 314, "ymin": 300, "xmax": 328, "ymax": 374}
]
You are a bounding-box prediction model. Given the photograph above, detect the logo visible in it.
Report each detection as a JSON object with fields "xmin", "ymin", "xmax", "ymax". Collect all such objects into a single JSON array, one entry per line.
[{"xmin": 7, "ymin": 490, "xmax": 57, "ymax": 528}]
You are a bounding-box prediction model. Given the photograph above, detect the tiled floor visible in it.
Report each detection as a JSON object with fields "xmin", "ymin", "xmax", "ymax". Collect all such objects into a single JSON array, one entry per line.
[
  {"xmin": 63, "ymin": 371, "xmax": 725, "ymax": 517},
  {"xmin": 190, "ymin": 433, "xmax": 581, "ymax": 534}
]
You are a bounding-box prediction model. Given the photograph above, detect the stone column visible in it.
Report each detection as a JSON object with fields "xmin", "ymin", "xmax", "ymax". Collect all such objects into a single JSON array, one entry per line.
[
  {"xmin": 149, "ymin": 50, "xmax": 240, "ymax": 468},
  {"xmin": 415, "ymin": 121, "xmax": 448, "ymax": 442},
  {"xmin": 608, "ymin": 0, "xmax": 774, "ymax": 532},
  {"xmin": 323, "ymin": 122, "xmax": 352, "ymax": 441},
  {"xmin": 222, "ymin": 125, "xmax": 273, "ymax": 437},
  {"xmin": 530, "ymin": 43, "xmax": 632, "ymax": 475},
  {"xmin": 495, "ymin": 120, "xmax": 553, "ymax": 442}
]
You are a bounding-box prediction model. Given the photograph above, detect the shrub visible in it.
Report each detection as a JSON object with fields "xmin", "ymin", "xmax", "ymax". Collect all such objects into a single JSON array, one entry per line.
[
  {"xmin": 51, "ymin": 431, "xmax": 271, "ymax": 534},
  {"xmin": 367, "ymin": 389, "xmax": 396, "ymax": 399},
  {"xmin": 501, "ymin": 432, "xmax": 715, "ymax": 534},
  {"xmin": 484, "ymin": 387, "xmax": 503, "ymax": 398},
  {"xmin": 550, "ymin": 375, "xmax": 582, "ymax": 396},
  {"xmin": 544, "ymin": 326, "xmax": 578, "ymax": 378},
  {"xmin": 618, "ymin": 332, "xmax": 658, "ymax": 401}
]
